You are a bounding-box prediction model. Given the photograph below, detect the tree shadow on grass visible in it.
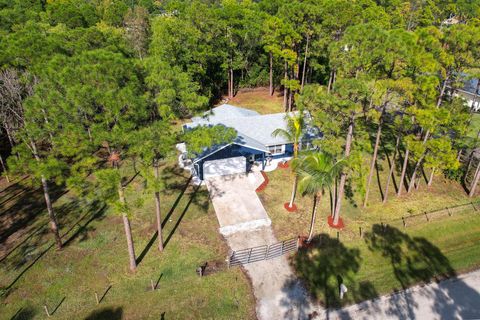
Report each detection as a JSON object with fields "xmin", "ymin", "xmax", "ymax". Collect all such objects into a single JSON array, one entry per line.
[
  {"xmin": 291, "ymin": 234, "xmax": 377, "ymax": 310},
  {"xmin": 363, "ymin": 224, "xmax": 466, "ymax": 319},
  {"xmin": 9, "ymin": 305, "xmax": 36, "ymax": 320},
  {"xmin": 84, "ymin": 307, "xmax": 123, "ymax": 320},
  {"xmin": 0, "ymin": 182, "xmax": 67, "ymax": 253},
  {"xmin": 0, "ymin": 200, "xmax": 107, "ymax": 296}
]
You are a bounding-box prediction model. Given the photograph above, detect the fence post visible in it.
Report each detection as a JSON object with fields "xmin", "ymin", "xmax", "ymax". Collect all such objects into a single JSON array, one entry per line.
[
  {"xmin": 471, "ymin": 202, "xmax": 477, "ymax": 211},
  {"xmin": 446, "ymin": 207, "xmax": 452, "ymax": 216},
  {"xmin": 44, "ymin": 305, "xmax": 50, "ymax": 317},
  {"xmin": 151, "ymin": 279, "xmax": 155, "ymax": 291},
  {"xmin": 95, "ymin": 291, "xmax": 99, "ymax": 305},
  {"xmin": 402, "ymin": 217, "xmax": 407, "ymax": 228},
  {"xmin": 359, "ymin": 227, "xmax": 363, "ymax": 238},
  {"xmin": 281, "ymin": 241, "xmax": 285, "ymax": 255},
  {"xmin": 296, "ymin": 236, "xmax": 300, "ymax": 250},
  {"xmin": 264, "ymin": 245, "xmax": 269, "ymax": 260},
  {"xmin": 424, "ymin": 212, "xmax": 429, "ymax": 222},
  {"xmin": 247, "ymin": 248, "xmax": 253, "ymax": 263}
]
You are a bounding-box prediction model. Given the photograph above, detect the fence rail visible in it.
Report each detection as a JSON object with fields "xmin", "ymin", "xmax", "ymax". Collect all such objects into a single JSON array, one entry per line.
[{"xmin": 228, "ymin": 237, "xmax": 298, "ymax": 267}]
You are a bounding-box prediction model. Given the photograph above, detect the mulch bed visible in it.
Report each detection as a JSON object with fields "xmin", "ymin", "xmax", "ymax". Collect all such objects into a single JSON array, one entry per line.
[
  {"xmin": 255, "ymin": 171, "xmax": 269, "ymax": 192},
  {"xmin": 327, "ymin": 215, "xmax": 345, "ymax": 229},
  {"xmin": 284, "ymin": 202, "xmax": 298, "ymax": 212},
  {"xmin": 278, "ymin": 161, "xmax": 289, "ymax": 169}
]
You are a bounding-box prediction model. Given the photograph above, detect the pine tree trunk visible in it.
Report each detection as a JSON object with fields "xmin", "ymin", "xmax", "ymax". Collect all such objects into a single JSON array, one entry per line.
[
  {"xmin": 436, "ymin": 76, "xmax": 449, "ymax": 107},
  {"xmin": 119, "ymin": 184, "xmax": 137, "ymax": 271},
  {"xmin": 41, "ymin": 176, "xmax": 62, "ymax": 249},
  {"xmin": 408, "ymin": 153, "xmax": 426, "ymax": 193},
  {"xmin": 307, "ymin": 192, "xmax": 320, "ymax": 243},
  {"xmin": 269, "ymin": 52, "xmax": 274, "ymax": 96},
  {"xmin": 384, "ymin": 135, "xmax": 400, "ymax": 203},
  {"xmin": 364, "ymin": 115, "xmax": 383, "ymax": 207},
  {"xmin": 30, "ymin": 139, "xmax": 62, "ymax": 248},
  {"xmin": 333, "ymin": 120, "xmax": 353, "ymax": 225},
  {"xmin": 154, "ymin": 164, "xmax": 164, "ymax": 252},
  {"xmin": 301, "ymin": 35, "xmax": 309, "ymax": 91},
  {"xmin": 229, "ymin": 68, "xmax": 234, "ymax": 98},
  {"xmin": 408, "ymin": 132, "xmax": 429, "ymax": 193},
  {"xmin": 469, "ymin": 160, "xmax": 480, "ymax": 197},
  {"xmin": 0, "ymin": 154, "xmax": 10, "ymax": 183},
  {"xmin": 327, "ymin": 69, "xmax": 335, "ymax": 93},
  {"xmin": 427, "ymin": 168, "xmax": 435, "ymax": 187},
  {"xmin": 283, "ymin": 61, "xmax": 288, "ymax": 111},
  {"xmin": 288, "ymin": 89, "xmax": 293, "ymax": 111},
  {"xmin": 398, "ymin": 148, "xmax": 409, "ymax": 196}
]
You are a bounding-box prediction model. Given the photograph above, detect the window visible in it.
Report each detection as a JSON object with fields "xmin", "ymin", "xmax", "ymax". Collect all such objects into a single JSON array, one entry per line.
[{"xmin": 267, "ymin": 144, "xmax": 284, "ymax": 155}]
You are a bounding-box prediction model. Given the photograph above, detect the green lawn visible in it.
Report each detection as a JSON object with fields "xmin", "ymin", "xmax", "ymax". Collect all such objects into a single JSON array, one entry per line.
[
  {"xmin": 0, "ymin": 161, "xmax": 255, "ymax": 319},
  {"xmin": 259, "ymin": 160, "xmax": 480, "ymax": 308},
  {"xmin": 468, "ymin": 113, "xmax": 480, "ymax": 138}
]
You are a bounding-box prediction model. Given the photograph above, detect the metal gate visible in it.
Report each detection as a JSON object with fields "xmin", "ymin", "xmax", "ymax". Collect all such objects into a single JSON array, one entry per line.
[{"xmin": 228, "ymin": 237, "xmax": 299, "ymax": 267}]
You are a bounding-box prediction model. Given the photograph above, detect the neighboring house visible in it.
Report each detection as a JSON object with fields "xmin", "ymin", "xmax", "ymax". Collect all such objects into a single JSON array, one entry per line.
[
  {"xmin": 179, "ymin": 104, "xmax": 319, "ymax": 180},
  {"xmin": 452, "ymin": 78, "xmax": 480, "ymax": 112}
]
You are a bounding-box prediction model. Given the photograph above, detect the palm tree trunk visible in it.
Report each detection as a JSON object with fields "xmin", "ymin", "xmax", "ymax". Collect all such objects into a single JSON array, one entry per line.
[
  {"xmin": 384, "ymin": 135, "xmax": 400, "ymax": 203},
  {"xmin": 301, "ymin": 35, "xmax": 309, "ymax": 91},
  {"xmin": 398, "ymin": 148, "xmax": 409, "ymax": 196},
  {"xmin": 154, "ymin": 164, "xmax": 164, "ymax": 252},
  {"xmin": 364, "ymin": 115, "xmax": 383, "ymax": 207},
  {"xmin": 288, "ymin": 176, "xmax": 298, "ymax": 208},
  {"xmin": 331, "ymin": 177, "xmax": 337, "ymax": 216},
  {"xmin": 307, "ymin": 192, "xmax": 320, "ymax": 243},
  {"xmin": 118, "ymin": 184, "xmax": 137, "ymax": 271},
  {"xmin": 269, "ymin": 52, "xmax": 274, "ymax": 96},
  {"xmin": 327, "ymin": 69, "xmax": 335, "ymax": 93},
  {"xmin": 333, "ymin": 120, "xmax": 353, "ymax": 225}
]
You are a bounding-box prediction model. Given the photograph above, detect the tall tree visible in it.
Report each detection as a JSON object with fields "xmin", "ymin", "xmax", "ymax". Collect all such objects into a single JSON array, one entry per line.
[
  {"xmin": 294, "ymin": 151, "xmax": 344, "ymax": 242},
  {"xmin": 272, "ymin": 110, "xmax": 306, "ymax": 210}
]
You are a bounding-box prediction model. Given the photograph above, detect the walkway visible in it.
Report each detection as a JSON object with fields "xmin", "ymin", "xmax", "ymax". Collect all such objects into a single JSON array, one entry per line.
[
  {"xmin": 327, "ymin": 269, "xmax": 480, "ymax": 319},
  {"xmin": 206, "ymin": 173, "xmax": 316, "ymax": 320}
]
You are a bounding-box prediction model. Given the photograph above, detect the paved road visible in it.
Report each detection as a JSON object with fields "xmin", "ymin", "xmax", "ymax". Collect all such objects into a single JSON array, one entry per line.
[{"xmin": 324, "ymin": 269, "xmax": 480, "ymax": 320}]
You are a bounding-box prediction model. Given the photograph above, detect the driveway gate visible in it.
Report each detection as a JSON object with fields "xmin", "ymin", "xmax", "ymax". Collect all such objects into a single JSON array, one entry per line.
[{"xmin": 228, "ymin": 237, "xmax": 299, "ymax": 267}]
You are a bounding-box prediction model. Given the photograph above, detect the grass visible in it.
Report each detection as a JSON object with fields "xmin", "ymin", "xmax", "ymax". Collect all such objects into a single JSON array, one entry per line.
[
  {"xmin": 259, "ymin": 158, "xmax": 480, "ymax": 308},
  {"xmin": 468, "ymin": 113, "xmax": 480, "ymax": 138},
  {"xmin": 226, "ymin": 87, "xmax": 284, "ymax": 115},
  {"xmin": 0, "ymin": 160, "xmax": 255, "ymax": 319}
]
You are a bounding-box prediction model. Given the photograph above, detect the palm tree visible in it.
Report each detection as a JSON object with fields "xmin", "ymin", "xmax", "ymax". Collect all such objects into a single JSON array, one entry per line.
[
  {"xmin": 294, "ymin": 151, "xmax": 344, "ymax": 242},
  {"xmin": 272, "ymin": 111, "xmax": 306, "ymax": 210}
]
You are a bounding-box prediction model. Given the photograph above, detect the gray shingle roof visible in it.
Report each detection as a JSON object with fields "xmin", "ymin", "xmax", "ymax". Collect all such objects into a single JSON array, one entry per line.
[{"xmin": 186, "ymin": 104, "xmax": 292, "ymax": 146}]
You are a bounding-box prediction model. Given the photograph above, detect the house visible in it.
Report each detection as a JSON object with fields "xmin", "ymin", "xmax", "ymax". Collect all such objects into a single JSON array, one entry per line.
[
  {"xmin": 452, "ymin": 78, "xmax": 480, "ymax": 112},
  {"xmin": 178, "ymin": 104, "xmax": 319, "ymax": 181}
]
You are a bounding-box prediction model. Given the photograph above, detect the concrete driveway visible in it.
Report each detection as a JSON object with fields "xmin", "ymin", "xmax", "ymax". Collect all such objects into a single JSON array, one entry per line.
[
  {"xmin": 205, "ymin": 173, "xmax": 317, "ymax": 319},
  {"xmin": 205, "ymin": 173, "xmax": 271, "ymax": 236}
]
